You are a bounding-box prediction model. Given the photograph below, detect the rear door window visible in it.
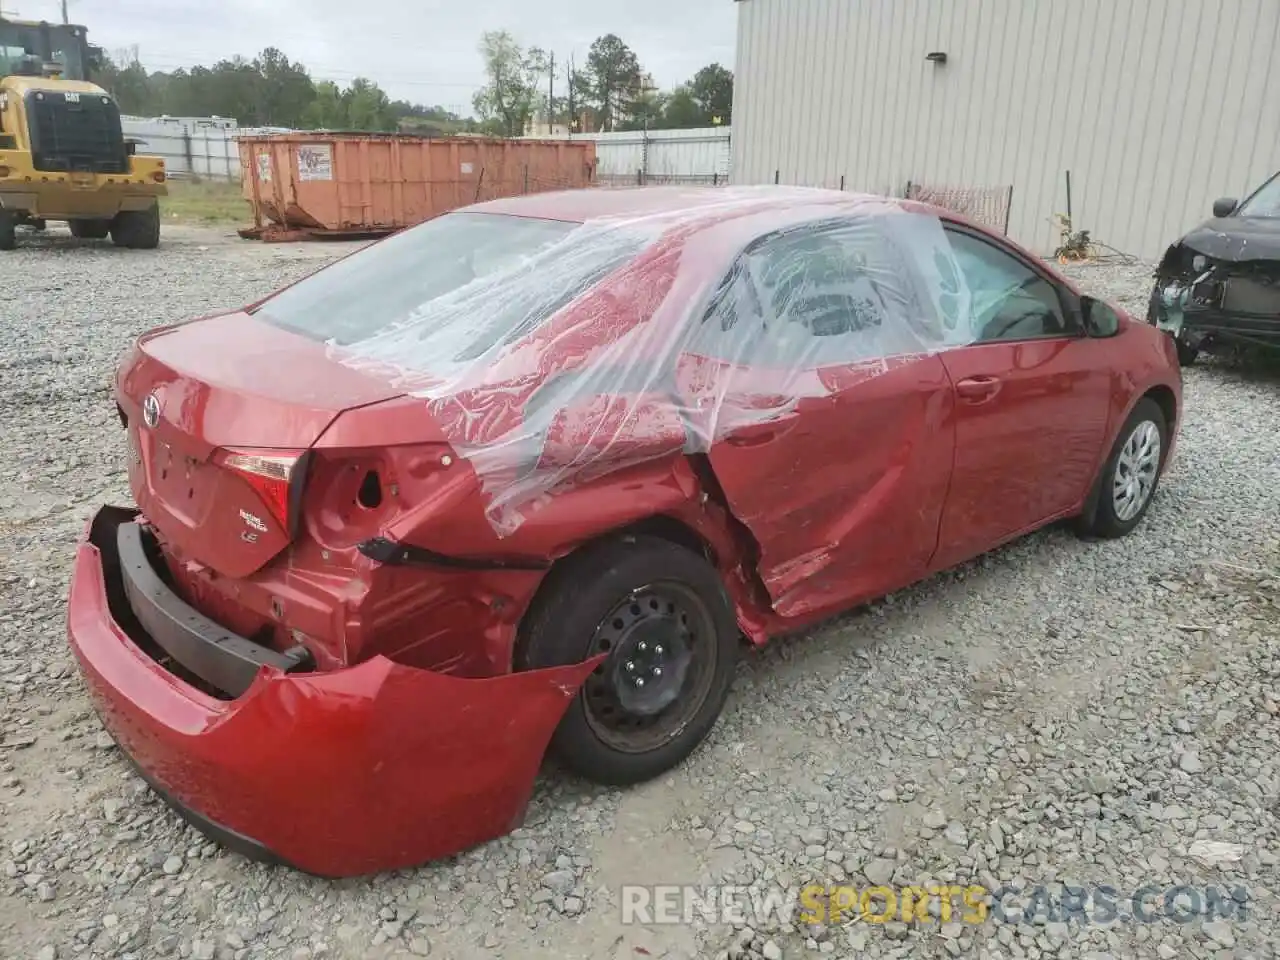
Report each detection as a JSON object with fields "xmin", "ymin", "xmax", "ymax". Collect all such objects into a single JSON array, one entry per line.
[{"xmin": 693, "ymin": 216, "xmax": 953, "ymax": 367}]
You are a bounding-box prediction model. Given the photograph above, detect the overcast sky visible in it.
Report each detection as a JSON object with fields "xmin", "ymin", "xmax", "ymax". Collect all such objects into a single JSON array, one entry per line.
[{"xmin": 18, "ymin": 0, "xmax": 737, "ymax": 114}]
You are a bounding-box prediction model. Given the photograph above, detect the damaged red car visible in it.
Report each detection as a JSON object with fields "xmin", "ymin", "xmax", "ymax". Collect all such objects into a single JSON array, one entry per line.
[{"xmin": 66, "ymin": 186, "xmax": 1182, "ymax": 877}]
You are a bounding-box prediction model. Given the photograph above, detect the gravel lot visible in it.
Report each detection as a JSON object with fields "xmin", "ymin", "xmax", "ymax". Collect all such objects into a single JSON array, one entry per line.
[{"xmin": 1, "ymin": 223, "xmax": 1277, "ymax": 960}]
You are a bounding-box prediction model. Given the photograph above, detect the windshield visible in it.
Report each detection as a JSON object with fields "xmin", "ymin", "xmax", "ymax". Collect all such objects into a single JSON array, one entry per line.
[
  {"xmin": 254, "ymin": 211, "xmax": 656, "ymax": 363},
  {"xmin": 1236, "ymin": 172, "xmax": 1280, "ymax": 218}
]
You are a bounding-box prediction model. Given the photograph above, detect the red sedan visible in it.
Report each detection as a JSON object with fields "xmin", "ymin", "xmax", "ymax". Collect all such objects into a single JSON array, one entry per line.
[{"xmin": 66, "ymin": 187, "xmax": 1181, "ymax": 877}]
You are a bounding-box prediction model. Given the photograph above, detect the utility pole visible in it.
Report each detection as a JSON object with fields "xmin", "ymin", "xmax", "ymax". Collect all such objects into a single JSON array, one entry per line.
[
  {"xmin": 566, "ymin": 54, "xmax": 575, "ymax": 138},
  {"xmin": 547, "ymin": 51, "xmax": 554, "ymax": 136},
  {"xmin": 61, "ymin": 0, "xmax": 69, "ymax": 24}
]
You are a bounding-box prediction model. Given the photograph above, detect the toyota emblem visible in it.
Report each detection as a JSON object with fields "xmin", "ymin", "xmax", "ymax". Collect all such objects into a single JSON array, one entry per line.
[{"xmin": 142, "ymin": 392, "xmax": 161, "ymax": 429}]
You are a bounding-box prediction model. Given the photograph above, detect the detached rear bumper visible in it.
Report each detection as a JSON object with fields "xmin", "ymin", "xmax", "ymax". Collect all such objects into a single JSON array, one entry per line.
[{"xmin": 66, "ymin": 506, "xmax": 598, "ymax": 878}]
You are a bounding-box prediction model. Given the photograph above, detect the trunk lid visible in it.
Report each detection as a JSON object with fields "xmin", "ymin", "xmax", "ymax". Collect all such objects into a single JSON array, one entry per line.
[{"xmin": 119, "ymin": 311, "xmax": 407, "ymax": 578}]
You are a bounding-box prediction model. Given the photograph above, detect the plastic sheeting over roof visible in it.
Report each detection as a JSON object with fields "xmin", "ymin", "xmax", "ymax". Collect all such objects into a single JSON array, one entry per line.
[{"xmin": 321, "ymin": 188, "xmax": 978, "ymax": 534}]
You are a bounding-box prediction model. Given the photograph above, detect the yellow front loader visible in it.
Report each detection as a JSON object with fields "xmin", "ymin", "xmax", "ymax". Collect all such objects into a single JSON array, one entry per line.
[{"xmin": 0, "ymin": 18, "xmax": 167, "ymax": 250}]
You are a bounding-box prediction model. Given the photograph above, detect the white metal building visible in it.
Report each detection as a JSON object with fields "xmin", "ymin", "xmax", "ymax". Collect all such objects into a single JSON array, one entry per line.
[{"xmin": 730, "ymin": 0, "xmax": 1280, "ymax": 259}]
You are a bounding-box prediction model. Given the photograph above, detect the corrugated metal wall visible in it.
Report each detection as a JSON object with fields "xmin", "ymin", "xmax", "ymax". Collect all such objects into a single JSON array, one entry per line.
[{"xmin": 731, "ymin": 0, "xmax": 1280, "ymax": 259}]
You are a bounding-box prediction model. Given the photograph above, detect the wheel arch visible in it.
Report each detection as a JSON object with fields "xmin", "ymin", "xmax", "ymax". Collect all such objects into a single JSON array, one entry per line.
[
  {"xmin": 1143, "ymin": 383, "xmax": 1178, "ymax": 438},
  {"xmin": 1079, "ymin": 386, "xmax": 1175, "ymax": 530},
  {"xmin": 512, "ymin": 514, "xmax": 721, "ymax": 667}
]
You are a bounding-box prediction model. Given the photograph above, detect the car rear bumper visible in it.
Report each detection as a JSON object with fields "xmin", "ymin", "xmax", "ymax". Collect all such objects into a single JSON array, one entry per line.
[{"xmin": 66, "ymin": 506, "xmax": 599, "ymax": 878}]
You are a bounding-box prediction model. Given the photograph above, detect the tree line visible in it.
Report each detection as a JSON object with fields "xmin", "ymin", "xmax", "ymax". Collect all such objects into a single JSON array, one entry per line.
[
  {"xmin": 473, "ymin": 31, "xmax": 733, "ymax": 136},
  {"xmin": 97, "ymin": 48, "xmax": 474, "ymax": 135},
  {"xmin": 94, "ymin": 32, "xmax": 732, "ymax": 137}
]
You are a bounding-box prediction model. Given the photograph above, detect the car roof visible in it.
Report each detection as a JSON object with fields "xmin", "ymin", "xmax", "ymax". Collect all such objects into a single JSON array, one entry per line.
[{"xmin": 467, "ymin": 184, "xmax": 906, "ymax": 228}]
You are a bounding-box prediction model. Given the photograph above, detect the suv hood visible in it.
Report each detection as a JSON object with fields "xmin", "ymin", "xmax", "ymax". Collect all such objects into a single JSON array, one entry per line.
[{"xmin": 1179, "ymin": 216, "xmax": 1280, "ymax": 263}]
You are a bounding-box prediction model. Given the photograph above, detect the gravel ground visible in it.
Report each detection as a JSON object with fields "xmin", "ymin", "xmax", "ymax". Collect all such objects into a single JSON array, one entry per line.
[{"xmin": 1, "ymin": 224, "xmax": 1277, "ymax": 960}]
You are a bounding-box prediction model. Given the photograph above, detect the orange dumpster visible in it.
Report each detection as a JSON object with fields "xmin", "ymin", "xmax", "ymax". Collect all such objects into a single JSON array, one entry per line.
[{"xmin": 236, "ymin": 133, "xmax": 598, "ymax": 241}]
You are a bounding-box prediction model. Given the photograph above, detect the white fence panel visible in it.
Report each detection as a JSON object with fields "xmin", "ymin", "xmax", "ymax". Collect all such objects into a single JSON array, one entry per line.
[
  {"xmin": 121, "ymin": 117, "xmax": 244, "ymax": 181},
  {"xmin": 124, "ymin": 120, "xmax": 734, "ymax": 189},
  {"xmin": 523, "ymin": 127, "xmax": 732, "ymax": 185}
]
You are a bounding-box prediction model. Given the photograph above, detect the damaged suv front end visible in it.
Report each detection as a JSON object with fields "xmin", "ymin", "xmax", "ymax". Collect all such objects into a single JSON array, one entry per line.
[{"xmin": 1148, "ymin": 175, "xmax": 1280, "ymax": 364}]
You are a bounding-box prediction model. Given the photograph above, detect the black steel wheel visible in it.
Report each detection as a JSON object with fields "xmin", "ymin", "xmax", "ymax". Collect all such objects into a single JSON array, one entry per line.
[
  {"xmin": 580, "ymin": 581, "xmax": 719, "ymax": 754},
  {"xmin": 517, "ymin": 534, "xmax": 739, "ymax": 785}
]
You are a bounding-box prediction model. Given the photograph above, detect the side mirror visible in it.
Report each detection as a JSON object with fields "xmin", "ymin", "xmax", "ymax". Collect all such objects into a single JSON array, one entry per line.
[
  {"xmin": 1212, "ymin": 197, "xmax": 1238, "ymax": 218},
  {"xmin": 1082, "ymin": 296, "xmax": 1121, "ymax": 338}
]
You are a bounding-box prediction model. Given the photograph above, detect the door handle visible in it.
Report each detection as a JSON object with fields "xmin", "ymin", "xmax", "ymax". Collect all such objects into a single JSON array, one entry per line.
[{"xmin": 955, "ymin": 376, "xmax": 1003, "ymax": 401}]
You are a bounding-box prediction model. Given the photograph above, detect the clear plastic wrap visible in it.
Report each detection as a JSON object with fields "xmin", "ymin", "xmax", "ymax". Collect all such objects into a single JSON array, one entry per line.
[{"xmin": 311, "ymin": 188, "xmax": 978, "ymax": 535}]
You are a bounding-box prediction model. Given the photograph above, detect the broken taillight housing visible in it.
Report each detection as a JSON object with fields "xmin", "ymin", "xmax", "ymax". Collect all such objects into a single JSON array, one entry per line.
[{"xmin": 213, "ymin": 448, "xmax": 308, "ymax": 533}]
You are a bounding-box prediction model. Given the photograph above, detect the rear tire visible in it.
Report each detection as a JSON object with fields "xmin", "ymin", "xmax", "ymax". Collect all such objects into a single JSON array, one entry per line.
[
  {"xmin": 0, "ymin": 212, "xmax": 15, "ymax": 250},
  {"xmin": 69, "ymin": 219, "xmax": 111, "ymax": 240},
  {"xmin": 516, "ymin": 535, "xmax": 739, "ymax": 786},
  {"xmin": 1077, "ymin": 397, "xmax": 1169, "ymax": 539},
  {"xmin": 110, "ymin": 202, "xmax": 161, "ymax": 249}
]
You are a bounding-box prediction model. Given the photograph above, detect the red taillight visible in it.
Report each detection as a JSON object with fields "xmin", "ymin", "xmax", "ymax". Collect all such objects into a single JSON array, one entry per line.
[{"xmin": 213, "ymin": 448, "xmax": 305, "ymax": 531}]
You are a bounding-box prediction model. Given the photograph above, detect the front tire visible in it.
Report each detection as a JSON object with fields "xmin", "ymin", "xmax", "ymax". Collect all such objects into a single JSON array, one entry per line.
[
  {"xmin": 1175, "ymin": 339, "xmax": 1200, "ymax": 366},
  {"xmin": 110, "ymin": 202, "xmax": 161, "ymax": 249},
  {"xmin": 1078, "ymin": 398, "xmax": 1169, "ymax": 539},
  {"xmin": 516, "ymin": 535, "xmax": 739, "ymax": 786}
]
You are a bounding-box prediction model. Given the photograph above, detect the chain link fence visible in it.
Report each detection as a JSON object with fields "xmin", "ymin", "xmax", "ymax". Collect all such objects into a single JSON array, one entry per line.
[
  {"xmin": 594, "ymin": 172, "xmax": 729, "ymax": 188},
  {"xmin": 903, "ymin": 181, "xmax": 1014, "ymax": 235},
  {"xmin": 468, "ymin": 171, "xmax": 729, "ymax": 200}
]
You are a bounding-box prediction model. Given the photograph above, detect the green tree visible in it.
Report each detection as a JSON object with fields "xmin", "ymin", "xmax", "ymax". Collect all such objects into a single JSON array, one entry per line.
[
  {"xmin": 345, "ymin": 77, "xmax": 395, "ymax": 131},
  {"xmin": 302, "ymin": 80, "xmax": 347, "ymax": 128},
  {"xmin": 473, "ymin": 31, "xmax": 546, "ymax": 136},
  {"xmin": 252, "ymin": 47, "xmax": 315, "ymax": 127},
  {"xmin": 688, "ymin": 63, "xmax": 733, "ymax": 125},
  {"xmin": 618, "ymin": 88, "xmax": 665, "ymax": 132},
  {"xmin": 580, "ymin": 34, "xmax": 641, "ymax": 132},
  {"xmin": 92, "ymin": 47, "xmax": 444, "ymax": 135},
  {"xmin": 661, "ymin": 86, "xmax": 704, "ymax": 129},
  {"xmin": 97, "ymin": 50, "xmax": 153, "ymax": 115}
]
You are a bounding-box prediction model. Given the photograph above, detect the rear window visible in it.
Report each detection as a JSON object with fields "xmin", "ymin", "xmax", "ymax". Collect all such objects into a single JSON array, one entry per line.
[{"xmin": 253, "ymin": 211, "xmax": 652, "ymax": 360}]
